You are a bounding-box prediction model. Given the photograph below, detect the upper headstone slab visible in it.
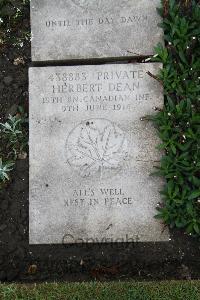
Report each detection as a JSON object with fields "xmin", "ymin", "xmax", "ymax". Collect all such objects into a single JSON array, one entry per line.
[{"xmin": 30, "ymin": 0, "xmax": 163, "ymax": 62}]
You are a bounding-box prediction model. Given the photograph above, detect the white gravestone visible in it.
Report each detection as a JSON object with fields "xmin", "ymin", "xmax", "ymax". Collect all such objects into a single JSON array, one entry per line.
[
  {"xmin": 31, "ymin": 0, "xmax": 163, "ymax": 61},
  {"xmin": 29, "ymin": 63, "xmax": 169, "ymax": 244}
]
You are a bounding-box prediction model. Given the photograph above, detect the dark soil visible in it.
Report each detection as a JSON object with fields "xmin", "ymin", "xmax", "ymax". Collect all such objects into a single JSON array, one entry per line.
[{"xmin": 0, "ymin": 4, "xmax": 199, "ymax": 283}]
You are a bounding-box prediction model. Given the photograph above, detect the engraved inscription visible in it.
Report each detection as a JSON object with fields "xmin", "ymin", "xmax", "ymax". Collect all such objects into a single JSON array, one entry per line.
[
  {"xmin": 65, "ymin": 119, "xmax": 129, "ymax": 179},
  {"xmin": 41, "ymin": 68, "xmax": 152, "ymax": 114},
  {"xmin": 45, "ymin": 15, "xmax": 148, "ymax": 28}
]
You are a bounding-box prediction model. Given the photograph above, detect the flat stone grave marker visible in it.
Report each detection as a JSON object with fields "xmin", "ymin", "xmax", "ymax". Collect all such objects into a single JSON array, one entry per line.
[
  {"xmin": 29, "ymin": 62, "xmax": 169, "ymax": 244},
  {"xmin": 31, "ymin": 0, "xmax": 162, "ymax": 62}
]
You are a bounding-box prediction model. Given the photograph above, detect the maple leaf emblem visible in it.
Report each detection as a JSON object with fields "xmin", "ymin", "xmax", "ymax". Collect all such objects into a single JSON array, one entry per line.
[{"xmin": 66, "ymin": 119, "xmax": 129, "ymax": 179}]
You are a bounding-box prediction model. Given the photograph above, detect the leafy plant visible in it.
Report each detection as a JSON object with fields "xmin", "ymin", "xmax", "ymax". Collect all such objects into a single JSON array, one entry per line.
[
  {"xmin": 0, "ymin": 107, "xmax": 28, "ymax": 187},
  {"xmin": 0, "ymin": 108, "xmax": 28, "ymax": 159},
  {"xmin": 151, "ymin": 0, "xmax": 200, "ymax": 236},
  {"xmin": 0, "ymin": 0, "xmax": 30, "ymax": 46},
  {"xmin": 0, "ymin": 0, "xmax": 29, "ymax": 21},
  {"xmin": 1, "ymin": 115, "xmax": 23, "ymax": 142},
  {"xmin": 0, "ymin": 158, "xmax": 14, "ymax": 183}
]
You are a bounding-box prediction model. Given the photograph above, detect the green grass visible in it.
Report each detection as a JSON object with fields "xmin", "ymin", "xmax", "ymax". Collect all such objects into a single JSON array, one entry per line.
[{"xmin": 0, "ymin": 281, "xmax": 199, "ymax": 300}]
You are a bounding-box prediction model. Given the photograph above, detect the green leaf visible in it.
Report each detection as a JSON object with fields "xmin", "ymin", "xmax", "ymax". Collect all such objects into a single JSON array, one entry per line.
[
  {"xmin": 170, "ymin": 144, "xmax": 177, "ymax": 155},
  {"xmin": 194, "ymin": 223, "xmax": 200, "ymax": 234},
  {"xmin": 179, "ymin": 51, "xmax": 187, "ymax": 64},
  {"xmin": 188, "ymin": 190, "xmax": 200, "ymax": 200}
]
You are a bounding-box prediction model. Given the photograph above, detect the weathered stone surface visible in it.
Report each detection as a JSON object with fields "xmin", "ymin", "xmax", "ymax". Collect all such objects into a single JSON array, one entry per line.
[
  {"xmin": 29, "ymin": 63, "xmax": 169, "ymax": 244},
  {"xmin": 31, "ymin": 0, "xmax": 163, "ymax": 62}
]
